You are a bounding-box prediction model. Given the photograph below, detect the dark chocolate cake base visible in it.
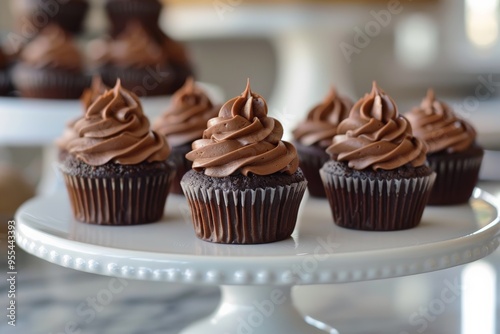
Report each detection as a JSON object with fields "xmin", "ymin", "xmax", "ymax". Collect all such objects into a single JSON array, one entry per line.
[
  {"xmin": 59, "ymin": 154, "xmax": 175, "ymax": 225},
  {"xmin": 294, "ymin": 141, "xmax": 330, "ymax": 198},
  {"xmin": 181, "ymin": 169, "xmax": 307, "ymax": 244},
  {"xmin": 168, "ymin": 144, "xmax": 192, "ymax": 195},
  {"xmin": 320, "ymin": 160, "xmax": 435, "ymax": 231}
]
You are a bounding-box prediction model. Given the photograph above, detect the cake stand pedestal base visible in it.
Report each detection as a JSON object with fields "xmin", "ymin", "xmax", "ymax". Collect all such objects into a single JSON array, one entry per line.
[{"xmin": 181, "ymin": 286, "xmax": 336, "ymax": 334}]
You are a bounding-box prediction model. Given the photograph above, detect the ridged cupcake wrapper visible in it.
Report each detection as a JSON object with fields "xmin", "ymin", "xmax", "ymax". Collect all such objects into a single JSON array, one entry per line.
[
  {"xmin": 320, "ymin": 169, "xmax": 436, "ymax": 231},
  {"xmin": 427, "ymin": 154, "xmax": 483, "ymax": 205},
  {"xmin": 181, "ymin": 181, "xmax": 308, "ymax": 244},
  {"xmin": 62, "ymin": 172, "xmax": 173, "ymax": 225},
  {"xmin": 13, "ymin": 66, "xmax": 90, "ymax": 99}
]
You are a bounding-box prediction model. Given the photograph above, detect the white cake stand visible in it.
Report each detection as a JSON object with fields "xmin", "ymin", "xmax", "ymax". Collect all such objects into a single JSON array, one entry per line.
[{"xmin": 15, "ymin": 188, "xmax": 500, "ymax": 334}]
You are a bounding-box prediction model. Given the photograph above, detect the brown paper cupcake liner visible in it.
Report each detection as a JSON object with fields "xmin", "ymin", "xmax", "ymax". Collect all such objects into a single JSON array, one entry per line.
[
  {"xmin": 62, "ymin": 172, "xmax": 173, "ymax": 225},
  {"xmin": 320, "ymin": 170, "xmax": 436, "ymax": 231},
  {"xmin": 181, "ymin": 181, "xmax": 307, "ymax": 244},
  {"xmin": 427, "ymin": 154, "xmax": 483, "ymax": 205},
  {"xmin": 294, "ymin": 142, "xmax": 330, "ymax": 198},
  {"xmin": 12, "ymin": 65, "xmax": 90, "ymax": 99}
]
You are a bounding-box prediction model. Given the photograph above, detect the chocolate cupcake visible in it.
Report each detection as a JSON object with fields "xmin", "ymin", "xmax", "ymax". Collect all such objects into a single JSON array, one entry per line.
[
  {"xmin": 153, "ymin": 78, "xmax": 219, "ymax": 194},
  {"xmin": 181, "ymin": 80, "xmax": 307, "ymax": 244},
  {"xmin": 58, "ymin": 80, "xmax": 175, "ymax": 225},
  {"xmin": 12, "ymin": 24, "xmax": 90, "ymax": 99},
  {"xmin": 105, "ymin": 0, "xmax": 163, "ymax": 38},
  {"xmin": 320, "ymin": 82, "xmax": 435, "ymax": 231},
  {"xmin": 292, "ymin": 88, "xmax": 353, "ymax": 197},
  {"xmin": 405, "ymin": 90, "xmax": 484, "ymax": 205},
  {"xmin": 91, "ymin": 21, "xmax": 190, "ymax": 97},
  {"xmin": 13, "ymin": 0, "xmax": 89, "ymax": 35}
]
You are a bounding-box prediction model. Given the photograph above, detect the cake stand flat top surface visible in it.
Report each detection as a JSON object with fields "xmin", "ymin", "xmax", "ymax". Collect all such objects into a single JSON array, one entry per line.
[{"xmin": 15, "ymin": 189, "xmax": 500, "ymax": 285}]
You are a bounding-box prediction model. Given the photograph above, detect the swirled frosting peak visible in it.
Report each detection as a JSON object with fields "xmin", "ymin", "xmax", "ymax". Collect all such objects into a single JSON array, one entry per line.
[
  {"xmin": 20, "ymin": 24, "xmax": 83, "ymax": 71},
  {"xmin": 186, "ymin": 80, "xmax": 299, "ymax": 177},
  {"xmin": 292, "ymin": 87, "xmax": 353, "ymax": 148},
  {"xmin": 81, "ymin": 76, "xmax": 109, "ymax": 110},
  {"xmin": 327, "ymin": 82, "xmax": 427, "ymax": 170},
  {"xmin": 66, "ymin": 80, "xmax": 170, "ymax": 165},
  {"xmin": 92, "ymin": 21, "xmax": 165, "ymax": 68},
  {"xmin": 405, "ymin": 89, "xmax": 476, "ymax": 154},
  {"xmin": 153, "ymin": 78, "xmax": 219, "ymax": 147}
]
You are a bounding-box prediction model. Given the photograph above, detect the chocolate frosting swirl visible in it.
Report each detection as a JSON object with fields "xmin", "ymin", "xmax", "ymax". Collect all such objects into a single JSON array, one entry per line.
[
  {"xmin": 405, "ymin": 89, "xmax": 477, "ymax": 154},
  {"xmin": 65, "ymin": 80, "xmax": 170, "ymax": 165},
  {"xmin": 56, "ymin": 77, "xmax": 109, "ymax": 151},
  {"xmin": 186, "ymin": 81, "xmax": 299, "ymax": 177},
  {"xmin": 327, "ymin": 82, "xmax": 427, "ymax": 170},
  {"xmin": 19, "ymin": 24, "xmax": 82, "ymax": 71},
  {"xmin": 94, "ymin": 21, "xmax": 166, "ymax": 68},
  {"xmin": 292, "ymin": 87, "xmax": 353, "ymax": 148},
  {"xmin": 153, "ymin": 78, "xmax": 219, "ymax": 147},
  {"xmin": 81, "ymin": 76, "xmax": 109, "ymax": 111}
]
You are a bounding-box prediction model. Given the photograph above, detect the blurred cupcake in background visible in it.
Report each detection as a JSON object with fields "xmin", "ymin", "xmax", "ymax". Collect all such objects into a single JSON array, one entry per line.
[
  {"xmin": 105, "ymin": 0, "xmax": 163, "ymax": 39},
  {"xmin": 11, "ymin": 0, "xmax": 89, "ymax": 35},
  {"xmin": 406, "ymin": 89, "xmax": 484, "ymax": 205},
  {"xmin": 292, "ymin": 88, "xmax": 353, "ymax": 197},
  {"xmin": 11, "ymin": 24, "xmax": 90, "ymax": 99},
  {"xmin": 89, "ymin": 21, "xmax": 192, "ymax": 97},
  {"xmin": 153, "ymin": 78, "xmax": 220, "ymax": 194}
]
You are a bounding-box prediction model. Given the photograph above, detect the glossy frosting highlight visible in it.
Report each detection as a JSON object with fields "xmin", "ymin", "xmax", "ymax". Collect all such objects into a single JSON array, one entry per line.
[
  {"xmin": 292, "ymin": 87, "xmax": 353, "ymax": 148},
  {"xmin": 20, "ymin": 24, "xmax": 83, "ymax": 71},
  {"xmin": 65, "ymin": 80, "xmax": 170, "ymax": 165},
  {"xmin": 405, "ymin": 89, "xmax": 477, "ymax": 154},
  {"xmin": 327, "ymin": 82, "xmax": 427, "ymax": 170},
  {"xmin": 153, "ymin": 78, "xmax": 219, "ymax": 147},
  {"xmin": 186, "ymin": 80, "xmax": 299, "ymax": 177}
]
